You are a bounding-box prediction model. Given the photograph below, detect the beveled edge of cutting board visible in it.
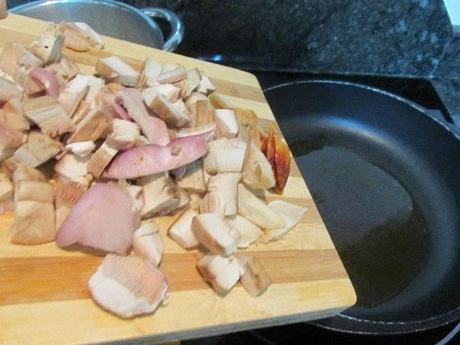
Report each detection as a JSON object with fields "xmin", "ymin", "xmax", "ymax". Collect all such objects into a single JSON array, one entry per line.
[{"xmin": 101, "ymin": 305, "xmax": 352, "ymax": 345}]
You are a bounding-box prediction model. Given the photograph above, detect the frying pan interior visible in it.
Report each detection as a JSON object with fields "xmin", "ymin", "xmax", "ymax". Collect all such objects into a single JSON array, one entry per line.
[{"xmin": 264, "ymin": 81, "xmax": 460, "ymax": 334}]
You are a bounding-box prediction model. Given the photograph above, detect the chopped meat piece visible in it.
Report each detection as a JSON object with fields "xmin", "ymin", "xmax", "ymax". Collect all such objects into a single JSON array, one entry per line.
[
  {"xmin": 176, "ymin": 160, "xmax": 206, "ymax": 193},
  {"xmin": 56, "ymin": 182, "xmax": 139, "ymax": 254},
  {"xmin": 139, "ymin": 57, "xmax": 162, "ymax": 87},
  {"xmin": 54, "ymin": 152, "xmax": 92, "ymax": 187},
  {"xmin": 205, "ymin": 172, "xmax": 240, "ymax": 216},
  {"xmin": 197, "ymin": 74, "xmax": 216, "ymax": 95},
  {"xmin": 67, "ymin": 109, "xmax": 112, "ymax": 143},
  {"xmin": 184, "ymin": 92, "xmax": 208, "ymax": 126},
  {"xmin": 175, "ymin": 68, "xmax": 201, "ymax": 98},
  {"xmin": 48, "ymin": 55, "xmax": 80, "ymax": 85},
  {"xmin": 238, "ymin": 255, "xmax": 271, "ymax": 296},
  {"xmin": 24, "ymin": 96, "xmax": 74, "ymax": 137},
  {"xmin": 108, "ymin": 118, "xmax": 140, "ymax": 150},
  {"xmin": 195, "ymin": 99, "xmax": 215, "ymax": 127},
  {"xmin": 260, "ymin": 200, "xmax": 307, "ymax": 242},
  {"xmin": 88, "ymin": 254, "xmax": 168, "ymax": 318},
  {"xmin": 237, "ymin": 183, "xmax": 284, "ymax": 230},
  {"xmin": 13, "ymin": 132, "xmax": 61, "ymax": 167},
  {"xmin": 176, "ymin": 122, "xmax": 216, "ymax": 139},
  {"xmin": 87, "ymin": 140, "xmax": 118, "ymax": 178},
  {"xmin": 13, "ymin": 163, "xmax": 46, "ymax": 183},
  {"xmin": 29, "ymin": 34, "xmax": 65, "ymax": 64},
  {"xmin": 1, "ymin": 97, "xmax": 30, "ymax": 131},
  {"xmin": 156, "ymin": 66, "xmax": 187, "ymax": 84},
  {"xmin": 192, "ymin": 213, "xmax": 240, "ymax": 256},
  {"xmin": 138, "ymin": 173, "xmax": 178, "ymax": 218},
  {"xmin": 0, "ymin": 121, "xmax": 25, "ymax": 162},
  {"xmin": 96, "ymin": 56, "xmax": 140, "ymax": 87},
  {"xmin": 58, "ymin": 22, "xmax": 91, "ymax": 52},
  {"xmin": 168, "ymin": 208, "xmax": 200, "ymax": 249},
  {"xmin": 214, "ymin": 109, "xmax": 238, "ymax": 138},
  {"xmin": 133, "ymin": 221, "xmax": 163, "ymax": 266},
  {"xmin": 147, "ymin": 94, "xmax": 190, "ymax": 128},
  {"xmin": 0, "ymin": 76, "xmax": 21, "ymax": 103},
  {"xmin": 0, "ymin": 42, "xmax": 43, "ymax": 76},
  {"xmin": 65, "ymin": 140, "xmax": 95, "ymax": 158},
  {"xmin": 142, "ymin": 84, "xmax": 180, "ymax": 103},
  {"xmin": 10, "ymin": 180, "xmax": 55, "ymax": 244},
  {"xmin": 227, "ymin": 215, "xmax": 262, "ymax": 248},
  {"xmin": 74, "ymin": 22, "xmax": 104, "ymax": 48},
  {"xmin": 197, "ymin": 254, "xmax": 240, "ymax": 295},
  {"xmin": 115, "ymin": 88, "xmax": 161, "ymax": 143},
  {"xmin": 242, "ymin": 141, "xmax": 275, "ymax": 190},
  {"xmin": 125, "ymin": 184, "xmax": 144, "ymax": 213},
  {"xmin": 204, "ymin": 138, "xmax": 247, "ymax": 174}
]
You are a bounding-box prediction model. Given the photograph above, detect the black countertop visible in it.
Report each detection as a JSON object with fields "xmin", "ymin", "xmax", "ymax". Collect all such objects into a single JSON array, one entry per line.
[
  {"xmin": 119, "ymin": 0, "xmax": 460, "ymax": 126},
  {"xmin": 114, "ymin": 0, "xmax": 452, "ymax": 77},
  {"xmin": 5, "ymin": 0, "xmax": 456, "ymax": 78}
]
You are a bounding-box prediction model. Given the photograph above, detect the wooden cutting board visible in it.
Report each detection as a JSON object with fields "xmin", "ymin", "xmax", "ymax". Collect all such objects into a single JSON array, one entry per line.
[{"xmin": 0, "ymin": 14, "xmax": 356, "ymax": 345}]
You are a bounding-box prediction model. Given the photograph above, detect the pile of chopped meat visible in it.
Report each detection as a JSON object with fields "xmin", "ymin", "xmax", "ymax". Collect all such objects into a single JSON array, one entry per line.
[{"xmin": 0, "ymin": 21, "xmax": 306, "ymax": 318}]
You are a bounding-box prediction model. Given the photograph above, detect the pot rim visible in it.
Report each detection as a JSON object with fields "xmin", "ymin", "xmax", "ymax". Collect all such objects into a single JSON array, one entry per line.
[{"xmin": 11, "ymin": 0, "xmax": 164, "ymax": 45}]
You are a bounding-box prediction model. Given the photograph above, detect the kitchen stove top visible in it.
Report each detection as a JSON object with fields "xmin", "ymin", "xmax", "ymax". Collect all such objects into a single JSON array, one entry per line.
[{"xmin": 185, "ymin": 72, "xmax": 458, "ymax": 345}]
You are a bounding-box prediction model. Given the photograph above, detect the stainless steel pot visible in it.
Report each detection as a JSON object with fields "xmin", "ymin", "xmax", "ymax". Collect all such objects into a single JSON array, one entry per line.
[{"xmin": 10, "ymin": 0, "xmax": 184, "ymax": 51}]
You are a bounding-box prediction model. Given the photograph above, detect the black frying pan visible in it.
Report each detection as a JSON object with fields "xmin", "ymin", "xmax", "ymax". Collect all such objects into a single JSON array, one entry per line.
[{"xmin": 264, "ymin": 80, "xmax": 460, "ymax": 334}]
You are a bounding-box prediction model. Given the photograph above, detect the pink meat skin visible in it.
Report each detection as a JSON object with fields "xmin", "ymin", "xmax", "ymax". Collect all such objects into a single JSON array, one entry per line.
[
  {"xmin": 103, "ymin": 132, "xmax": 209, "ymax": 179},
  {"xmin": 56, "ymin": 182, "xmax": 138, "ymax": 254},
  {"xmin": 29, "ymin": 67, "xmax": 60, "ymax": 97},
  {"xmin": 112, "ymin": 101, "xmax": 131, "ymax": 120}
]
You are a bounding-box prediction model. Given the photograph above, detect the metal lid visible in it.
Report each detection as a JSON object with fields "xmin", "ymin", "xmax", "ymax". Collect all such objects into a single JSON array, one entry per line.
[{"xmin": 11, "ymin": 0, "xmax": 165, "ymax": 49}]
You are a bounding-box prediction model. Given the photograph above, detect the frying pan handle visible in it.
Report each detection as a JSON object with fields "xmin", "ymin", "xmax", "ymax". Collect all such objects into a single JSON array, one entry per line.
[
  {"xmin": 141, "ymin": 7, "xmax": 184, "ymax": 52},
  {"xmin": 428, "ymin": 82, "xmax": 460, "ymax": 135},
  {"xmin": 421, "ymin": 108, "xmax": 460, "ymax": 135}
]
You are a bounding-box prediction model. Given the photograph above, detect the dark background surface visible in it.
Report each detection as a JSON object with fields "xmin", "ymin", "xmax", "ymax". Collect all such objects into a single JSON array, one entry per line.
[
  {"xmin": 120, "ymin": 0, "xmax": 454, "ymax": 78},
  {"xmin": 5, "ymin": 0, "xmax": 457, "ymax": 77},
  {"xmin": 183, "ymin": 321, "xmax": 459, "ymax": 345}
]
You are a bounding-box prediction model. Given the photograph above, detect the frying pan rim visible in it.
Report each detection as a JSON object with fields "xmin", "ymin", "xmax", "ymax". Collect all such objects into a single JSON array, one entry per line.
[
  {"xmin": 310, "ymin": 307, "xmax": 460, "ymax": 335},
  {"xmin": 264, "ymin": 79, "xmax": 460, "ymax": 141},
  {"xmin": 263, "ymin": 79, "xmax": 460, "ymax": 334}
]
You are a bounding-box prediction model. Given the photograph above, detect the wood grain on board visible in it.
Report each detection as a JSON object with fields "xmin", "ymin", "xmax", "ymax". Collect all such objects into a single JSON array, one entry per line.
[{"xmin": 0, "ymin": 14, "xmax": 356, "ymax": 345}]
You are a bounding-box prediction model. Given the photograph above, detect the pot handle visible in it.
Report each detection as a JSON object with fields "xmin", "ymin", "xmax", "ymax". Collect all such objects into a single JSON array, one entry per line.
[{"xmin": 140, "ymin": 7, "xmax": 184, "ymax": 52}]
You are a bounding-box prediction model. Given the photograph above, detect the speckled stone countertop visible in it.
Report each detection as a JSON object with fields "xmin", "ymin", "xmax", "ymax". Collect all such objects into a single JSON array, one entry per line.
[
  {"xmin": 122, "ymin": 0, "xmax": 460, "ymax": 124},
  {"xmin": 6, "ymin": 0, "xmax": 460, "ymax": 122},
  {"xmin": 431, "ymin": 31, "xmax": 460, "ymax": 123},
  {"xmin": 119, "ymin": 0, "xmax": 460, "ymax": 122},
  {"xmin": 118, "ymin": 0, "xmax": 451, "ymax": 76},
  {"xmin": 8, "ymin": 0, "xmax": 454, "ymax": 77}
]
